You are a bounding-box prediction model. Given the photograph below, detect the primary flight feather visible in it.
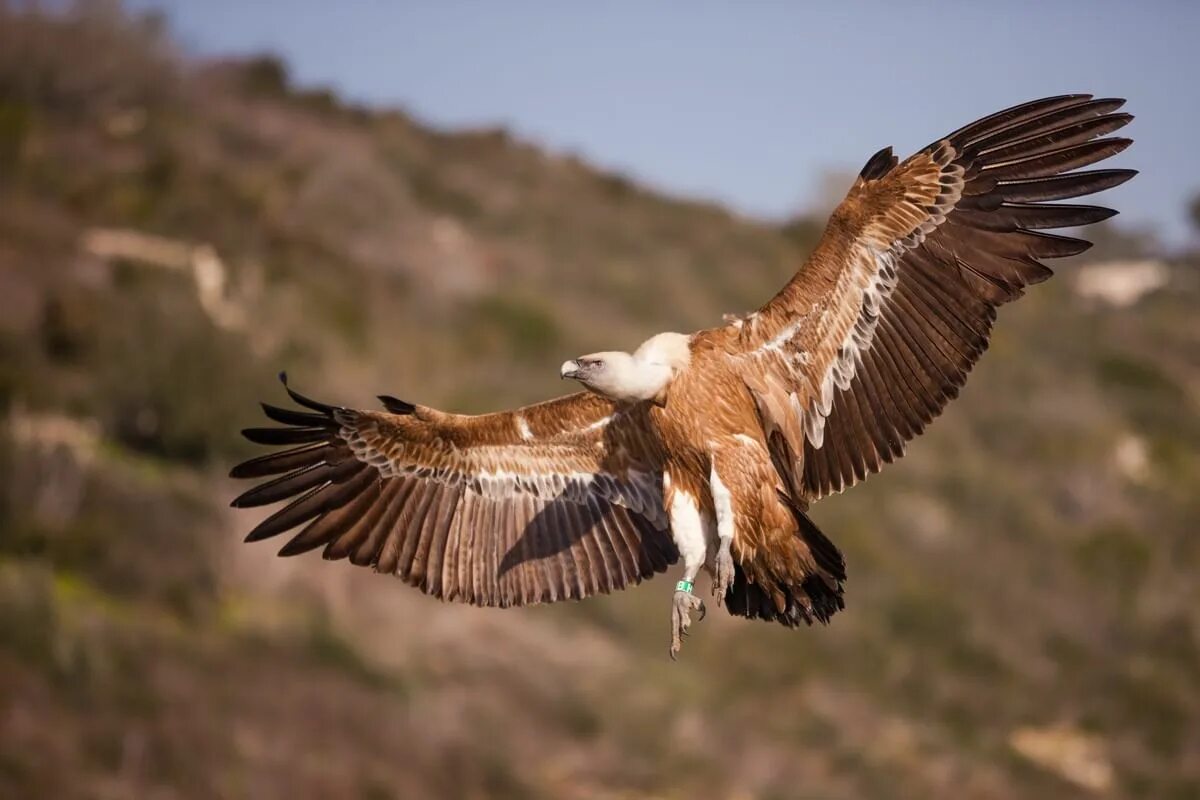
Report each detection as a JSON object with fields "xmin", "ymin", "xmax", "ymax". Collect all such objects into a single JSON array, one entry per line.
[{"xmin": 231, "ymin": 95, "xmax": 1134, "ymax": 658}]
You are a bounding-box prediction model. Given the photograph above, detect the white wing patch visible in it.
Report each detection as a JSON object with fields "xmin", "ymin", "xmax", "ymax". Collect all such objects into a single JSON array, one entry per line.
[
  {"xmin": 762, "ymin": 319, "xmax": 804, "ymax": 354},
  {"xmin": 581, "ymin": 415, "xmax": 613, "ymax": 433},
  {"xmin": 805, "ymin": 244, "xmax": 901, "ymax": 448},
  {"xmin": 733, "ymin": 433, "xmax": 763, "ymax": 450}
]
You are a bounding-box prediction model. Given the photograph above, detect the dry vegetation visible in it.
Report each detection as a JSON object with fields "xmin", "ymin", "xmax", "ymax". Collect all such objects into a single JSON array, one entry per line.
[{"xmin": 2, "ymin": 4, "xmax": 1199, "ymax": 799}]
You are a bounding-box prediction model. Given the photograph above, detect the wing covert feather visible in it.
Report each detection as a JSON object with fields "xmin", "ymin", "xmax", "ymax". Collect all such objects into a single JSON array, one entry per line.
[
  {"xmin": 728, "ymin": 95, "xmax": 1134, "ymax": 499},
  {"xmin": 230, "ymin": 378, "xmax": 677, "ymax": 605}
]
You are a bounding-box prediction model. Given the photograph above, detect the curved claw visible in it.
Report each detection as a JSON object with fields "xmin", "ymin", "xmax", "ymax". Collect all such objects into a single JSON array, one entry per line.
[{"xmin": 669, "ymin": 589, "xmax": 706, "ymax": 660}]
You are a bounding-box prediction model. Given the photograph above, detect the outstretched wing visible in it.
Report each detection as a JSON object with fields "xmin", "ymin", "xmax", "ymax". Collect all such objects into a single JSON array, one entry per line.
[
  {"xmin": 732, "ymin": 95, "xmax": 1134, "ymax": 499},
  {"xmin": 230, "ymin": 376, "xmax": 677, "ymax": 606}
]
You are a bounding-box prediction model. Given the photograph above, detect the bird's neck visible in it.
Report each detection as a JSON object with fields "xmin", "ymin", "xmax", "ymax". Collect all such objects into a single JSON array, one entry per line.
[
  {"xmin": 603, "ymin": 333, "xmax": 691, "ymax": 403},
  {"xmin": 605, "ymin": 354, "xmax": 674, "ymax": 403}
]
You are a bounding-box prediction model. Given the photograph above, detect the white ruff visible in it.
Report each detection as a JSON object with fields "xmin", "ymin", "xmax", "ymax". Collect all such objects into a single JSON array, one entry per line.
[{"xmin": 578, "ymin": 332, "xmax": 690, "ymax": 402}]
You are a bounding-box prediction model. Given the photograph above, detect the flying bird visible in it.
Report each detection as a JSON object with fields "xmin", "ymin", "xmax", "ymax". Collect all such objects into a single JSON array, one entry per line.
[{"xmin": 231, "ymin": 95, "xmax": 1134, "ymax": 658}]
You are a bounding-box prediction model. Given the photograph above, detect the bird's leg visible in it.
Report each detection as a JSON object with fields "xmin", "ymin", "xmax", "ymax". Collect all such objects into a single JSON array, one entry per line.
[
  {"xmin": 670, "ymin": 566, "xmax": 705, "ymax": 661},
  {"xmin": 666, "ymin": 487, "xmax": 709, "ymax": 661},
  {"xmin": 708, "ymin": 463, "xmax": 737, "ymax": 605},
  {"xmin": 712, "ymin": 536, "xmax": 735, "ymax": 605}
]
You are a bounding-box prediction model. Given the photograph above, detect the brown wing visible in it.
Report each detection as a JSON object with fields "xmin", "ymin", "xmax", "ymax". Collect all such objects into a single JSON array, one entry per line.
[
  {"xmin": 230, "ymin": 376, "xmax": 677, "ymax": 606},
  {"xmin": 732, "ymin": 95, "xmax": 1134, "ymax": 499}
]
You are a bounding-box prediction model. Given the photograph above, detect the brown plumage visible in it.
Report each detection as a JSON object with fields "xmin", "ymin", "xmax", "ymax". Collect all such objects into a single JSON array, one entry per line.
[
  {"xmin": 235, "ymin": 380, "xmax": 676, "ymax": 605},
  {"xmin": 231, "ymin": 95, "xmax": 1134, "ymax": 656}
]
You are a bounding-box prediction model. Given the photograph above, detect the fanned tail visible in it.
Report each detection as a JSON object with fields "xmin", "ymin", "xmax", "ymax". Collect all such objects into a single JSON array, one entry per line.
[{"xmin": 726, "ymin": 501, "xmax": 845, "ymax": 628}]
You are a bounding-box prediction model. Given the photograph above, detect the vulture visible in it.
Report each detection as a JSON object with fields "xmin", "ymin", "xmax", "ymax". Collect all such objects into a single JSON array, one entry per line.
[{"xmin": 231, "ymin": 95, "xmax": 1134, "ymax": 658}]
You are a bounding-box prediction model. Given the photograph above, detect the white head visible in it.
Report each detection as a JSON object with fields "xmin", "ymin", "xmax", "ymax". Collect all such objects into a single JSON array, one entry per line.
[{"xmin": 560, "ymin": 332, "xmax": 691, "ymax": 404}]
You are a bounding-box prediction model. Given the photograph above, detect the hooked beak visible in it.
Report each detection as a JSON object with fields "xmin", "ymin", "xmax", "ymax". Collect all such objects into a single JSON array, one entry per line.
[{"xmin": 560, "ymin": 360, "xmax": 580, "ymax": 380}]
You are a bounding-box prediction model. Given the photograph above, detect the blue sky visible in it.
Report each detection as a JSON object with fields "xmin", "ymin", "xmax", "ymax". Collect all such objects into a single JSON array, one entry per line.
[{"xmin": 130, "ymin": 0, "xmax": 1199, "ymax": 244}]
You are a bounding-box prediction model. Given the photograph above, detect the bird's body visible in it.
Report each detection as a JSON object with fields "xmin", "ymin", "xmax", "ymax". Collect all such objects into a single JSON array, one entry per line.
[{"xmin": 231, "ymin": 95, "xmax": 1135, "ymax": 657}]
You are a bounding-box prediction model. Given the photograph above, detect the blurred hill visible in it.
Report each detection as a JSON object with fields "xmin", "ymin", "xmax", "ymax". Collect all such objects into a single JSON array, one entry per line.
[{"xmin": 2, "ymin": 5, "xmax": 1198, "ymax": 799}]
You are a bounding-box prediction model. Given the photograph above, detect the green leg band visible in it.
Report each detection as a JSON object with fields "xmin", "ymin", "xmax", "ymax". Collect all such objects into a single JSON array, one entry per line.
[{"xmin": 675, "ymin": 580, "xmax": 694, "ymax": 594}]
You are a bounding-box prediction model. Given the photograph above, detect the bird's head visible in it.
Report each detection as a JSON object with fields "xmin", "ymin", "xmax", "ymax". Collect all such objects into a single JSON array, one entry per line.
[{"xmin": 561, "ymin": 332, "xmax": 690, "ymax": 405}]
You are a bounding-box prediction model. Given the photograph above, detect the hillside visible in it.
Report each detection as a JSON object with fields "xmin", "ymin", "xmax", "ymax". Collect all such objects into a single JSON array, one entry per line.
[{"xmin": 2, "ymin": 5, "xmax": 1198, "ymax": 799}]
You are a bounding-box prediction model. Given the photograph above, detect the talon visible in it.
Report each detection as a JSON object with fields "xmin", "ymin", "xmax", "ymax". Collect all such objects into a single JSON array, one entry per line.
[
  {"xmin": 697, "ymin": 600, "xmax": 707, "ymax": 621},
  {"xmin": 668, "ymin": 588, "xmax": 705, "ymax": 659}
]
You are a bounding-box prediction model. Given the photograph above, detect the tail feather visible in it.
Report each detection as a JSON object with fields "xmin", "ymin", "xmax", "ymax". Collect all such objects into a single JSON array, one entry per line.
[{"xmin": 726, "ymin": 504, "xmax": 845, "ymax": 628}]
